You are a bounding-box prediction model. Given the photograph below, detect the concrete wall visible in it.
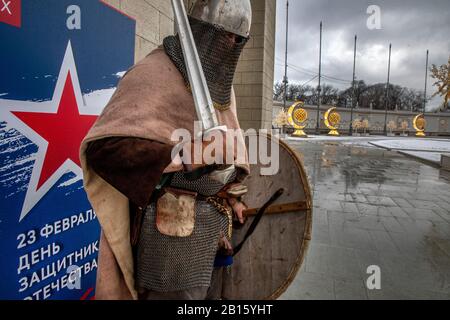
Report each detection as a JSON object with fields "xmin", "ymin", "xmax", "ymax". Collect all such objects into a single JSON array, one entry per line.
[
  {"xmin": 273, "ymin": 101, "xmax": 450, "ymax": 136},
  {"xmin": 103, "ymin": 0, "xmax": 277, "ymax": 131},
  {"xmin": 235, "ymin": 0, "xmax": 276, "ymax": 130},
  {"xmin": 102, "ymin": 0, "xmax": 175, "ymax": 62}
]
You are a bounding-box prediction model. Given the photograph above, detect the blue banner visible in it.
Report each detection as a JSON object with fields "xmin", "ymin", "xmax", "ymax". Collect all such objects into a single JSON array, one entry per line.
[{"xmin": 0, "ymin": 0, "xmax": 135, "ymax": 300}]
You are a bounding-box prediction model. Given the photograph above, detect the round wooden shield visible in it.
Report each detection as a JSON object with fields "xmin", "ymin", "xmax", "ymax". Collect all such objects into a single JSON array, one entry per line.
[{"xmin": 221, "ymin": 133, "xmax": 313, "ymax": 300}]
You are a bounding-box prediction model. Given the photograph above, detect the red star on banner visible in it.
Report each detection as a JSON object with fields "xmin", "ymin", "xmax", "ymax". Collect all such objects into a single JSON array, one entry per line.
[
  {"xmin": 0, "ymin": 41, "xmax": 110, "ymax": 221},
  {"xmin": 12, "ymin": 72, "xmax": 98, "ymax": 189},
  {"xmin": 0, "ymin": 0, "xmax": 21, "ymax": 28}
]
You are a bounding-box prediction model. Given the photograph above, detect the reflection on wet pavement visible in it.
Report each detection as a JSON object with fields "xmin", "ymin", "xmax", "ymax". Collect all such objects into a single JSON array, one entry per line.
[{"xmin": 281, "ymin": 139, "xmax": 450, "ymax": 300}]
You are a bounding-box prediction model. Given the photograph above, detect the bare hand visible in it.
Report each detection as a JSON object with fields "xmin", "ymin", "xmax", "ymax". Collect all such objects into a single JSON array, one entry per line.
[
  {"xmin": 227, "ymin": 197, "xmax": 247, "ymax": 224},
  {"xmin": 183, "ymin": 130, "xmax": 234, "ymax": 171}
]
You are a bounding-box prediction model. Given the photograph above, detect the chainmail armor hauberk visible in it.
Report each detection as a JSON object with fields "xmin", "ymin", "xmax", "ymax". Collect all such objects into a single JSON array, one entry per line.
[{"xmin": 136, "ymin": 169, "xmax": 236, "ymax": 293}]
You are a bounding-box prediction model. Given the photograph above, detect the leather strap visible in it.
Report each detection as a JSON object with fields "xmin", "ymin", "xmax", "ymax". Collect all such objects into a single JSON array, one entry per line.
[
  {"xmin": 243, "ymin": 200, "xmax": 309, "ymax": 216},
  {"xmin": 131, "ymin": 172, "xmax": 175, "ymax": 246},
  {"xmin": 233, "ymin": 188, "xmax": 284, "ymax": 256}
]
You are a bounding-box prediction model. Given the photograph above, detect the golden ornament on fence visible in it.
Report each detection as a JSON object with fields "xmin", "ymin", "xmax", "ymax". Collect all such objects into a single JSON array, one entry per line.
[
  {"xmin": 288, "ymin": 101, "xmax": 308, "ymax": 137},
  {"xmin": 413, "ymin": 113, "xmax": 426, "ymax": 137},
  {"xmin": 324, "ymin": 107, "xmax": 341, "ymax": 136}
]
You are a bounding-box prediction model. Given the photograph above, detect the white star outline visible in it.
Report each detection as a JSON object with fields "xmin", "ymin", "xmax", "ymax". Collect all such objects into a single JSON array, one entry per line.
[{"xmin": 0, "ymin": 41, "xmax": 105, "ymax": 222}]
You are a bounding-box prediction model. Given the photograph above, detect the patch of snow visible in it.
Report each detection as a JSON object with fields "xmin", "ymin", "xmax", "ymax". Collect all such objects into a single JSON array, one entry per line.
[
  {"xmin": 370, "ymin": 139, "xmax": 450, "ymax": 153},
  {"xmin": 0, "ymin": 93, "xmax": 8, "ymax": 97},
  {"xmin": 287, "ymin": 135, "xmax": 389, "ymax": 143},
  {"xmin": 398, "ymin": 151, "xmax": 445, "ymax": 165}
]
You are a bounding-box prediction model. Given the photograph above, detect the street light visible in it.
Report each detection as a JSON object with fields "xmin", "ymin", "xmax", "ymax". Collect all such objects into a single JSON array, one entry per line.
[
  {"xmin": 349, "ymin": 35, "xmax": 357, "ymax": 136},
  {"xmin": 315, "ymin": 21, "xmax": 323, "ymax": 135},
  {"xmin": 383, "ymin": 43, "xmax": 392, "ymax": 136},
  {"xmin": 283, "ymin": 0, "xmax": 289, "ymax": 110}
]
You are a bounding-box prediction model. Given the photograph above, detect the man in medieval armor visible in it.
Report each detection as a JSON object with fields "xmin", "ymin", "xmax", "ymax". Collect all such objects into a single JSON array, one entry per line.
[{"xmin": 79, "ymin": 0, "xmax": 252, "ymax": 300}]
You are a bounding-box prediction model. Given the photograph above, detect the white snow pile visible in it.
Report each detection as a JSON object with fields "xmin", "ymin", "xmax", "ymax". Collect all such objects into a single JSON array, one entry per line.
[
  {"xmin": 369, "ymin": 139, "xmax": 450, "ymax": 153},
  {"xmin": 398, "ymin": 151, "xmax": 443, "ymax": 165},
  {"xmin": 370, "ymin": 139, "xmax": 450, "ymax": 165}
]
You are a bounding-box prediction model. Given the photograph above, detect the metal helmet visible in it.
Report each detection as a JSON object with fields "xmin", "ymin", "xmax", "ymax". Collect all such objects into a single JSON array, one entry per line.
[{"xmin": 189, "ymin": 0, "xmax": 252, "ymax": 38}]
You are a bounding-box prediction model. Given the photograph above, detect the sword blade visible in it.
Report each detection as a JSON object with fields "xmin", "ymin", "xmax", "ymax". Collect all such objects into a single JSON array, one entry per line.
[{"xmin": 171, "ymin": 0, "xmax": 219, "ymax": 131}]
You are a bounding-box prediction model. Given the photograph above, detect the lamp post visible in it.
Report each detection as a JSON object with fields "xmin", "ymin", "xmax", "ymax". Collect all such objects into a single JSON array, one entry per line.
[
  {"xmin": 349, "ymin": 35, "xmax": 357, "ymax": 136},
  {"xmin": 423, "ymin": 50, "xmax": 429, "ymax": 114},
  {"xmin": 315, "ymin": 21, "xmax": 323, "ymax": 135},
  {"xmin": 383, "ymin": 43, "xmax": 392, "ymax": 136},
  {"xmin": 283, "ymin": 0, "xmax": 289, "ymax": 110}
]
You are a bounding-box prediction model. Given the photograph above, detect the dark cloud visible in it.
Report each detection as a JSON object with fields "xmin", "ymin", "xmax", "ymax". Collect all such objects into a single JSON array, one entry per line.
[{"xmin": 274, "ymin": 0, "xmax": 450, "ymax": 107}]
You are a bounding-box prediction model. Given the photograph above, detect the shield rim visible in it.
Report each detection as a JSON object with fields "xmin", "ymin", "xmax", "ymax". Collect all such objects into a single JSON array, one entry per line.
[{"xmin": 242, "ymin": 133, "xmax": 313, "ymax": 300}]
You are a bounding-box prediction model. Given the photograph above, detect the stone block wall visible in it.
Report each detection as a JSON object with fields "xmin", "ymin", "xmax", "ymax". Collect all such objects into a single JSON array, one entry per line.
[
  {"xmin": 102, "ymin": 0, "xmax": 175, "ymax": 62},
  {"xmin": 235, "ymin": 0, "xmax": 276, "ymax": 130}
]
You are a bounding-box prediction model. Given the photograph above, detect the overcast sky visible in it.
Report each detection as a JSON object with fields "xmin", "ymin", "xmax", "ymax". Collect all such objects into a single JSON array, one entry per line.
[{"xmin": 274, "ymin": 0, "xmax": 450, "ymax": 109}]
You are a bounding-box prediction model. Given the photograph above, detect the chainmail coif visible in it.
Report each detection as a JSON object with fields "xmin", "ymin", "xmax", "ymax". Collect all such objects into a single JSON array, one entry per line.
[{"xmin": 163, "ymin": 17, "xmax": 249, "ymax": 111}]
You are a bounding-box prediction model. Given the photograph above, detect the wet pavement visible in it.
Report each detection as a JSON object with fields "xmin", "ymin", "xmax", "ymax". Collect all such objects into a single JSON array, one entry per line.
[{"xmin": 280, "ymin": 138, "xmax": 450, "ymax": 300}]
